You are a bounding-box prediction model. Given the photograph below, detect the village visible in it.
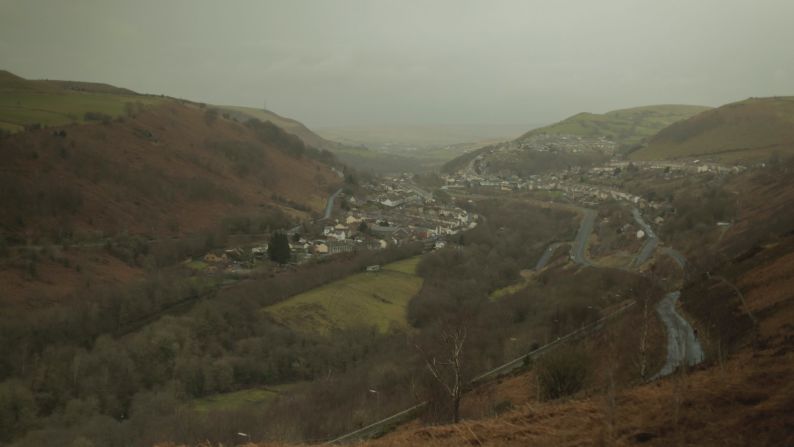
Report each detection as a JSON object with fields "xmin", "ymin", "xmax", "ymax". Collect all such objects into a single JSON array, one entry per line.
[
  {"xmin": 511, "ymin": 133, "xmax": 619, "ymax": 155},
  {"xmin": 444, "ymin": 157, "xmax": 747, "ymax": 213},
  {"xmin": 188, "ymin": 129, "xmax": 755, "ymax": 277},
  {"xmin": 191, "ymin": 175, "xmax": 478, "ymax": 274}
]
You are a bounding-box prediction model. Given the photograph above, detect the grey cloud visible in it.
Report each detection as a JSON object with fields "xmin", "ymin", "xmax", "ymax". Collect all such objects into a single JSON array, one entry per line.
[{"xmin": 1, "ymin": 0, "xmax": 793, "ymax": 128}]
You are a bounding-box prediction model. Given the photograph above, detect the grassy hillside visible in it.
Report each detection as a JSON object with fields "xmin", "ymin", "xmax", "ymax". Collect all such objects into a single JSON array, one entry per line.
[
  {"xmin": 222, "ymin": 105, "xmax": 423, "ymax": 173},
  {"xmin": 220, "ymin": 105, "xmax": 341, "ymax": 151},
  {"xmin": 317, "ymin": 124, "xmax": 524, "ymax": 148},
  {"xmin": 0, "ymin": 70, "xmax": 164, "ymax": 132},
  {"xmin": 443, "ymin": 104, "xmax": 709, "ymax": 174},
  {"xmin": 222, "ymin": 108, "xmax": 504, "ymax": 173},
  {"xmin": 520, "ymin": 104, "xmax": 710, "ymax": 147},
  {"xmin": 631, "ymin": 97, "xmax": 794, "ymax": 163},
  {"xmin": 264, "ymin": 256, "xmax": 422, "ymax": 335}
]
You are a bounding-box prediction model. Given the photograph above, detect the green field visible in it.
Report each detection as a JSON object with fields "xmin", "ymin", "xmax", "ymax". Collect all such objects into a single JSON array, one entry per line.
[
  {"xmin": 0, "ymin": 71, "xmax": 164, "ymax": 131},
  {"xmin": 382, "ymin": 256, "xmax": 421, "ymax": 274},
  {"xmin": 264, "ymin": 256, "xmax": 423, "ymax": 335},
  {"xmin": 185, "ymin": 259, "xmax": 209, "ymax": 271},
  {"xmin": 189, "ymin": 384, "xmax": 298, "ymax": 412},
  {"xmin": 520, "ymin": 104, "xmax": 711, "ymax": 147},
  {"xmin": 0, "ymin": 91, "xmax": 163, "ymax": 130}
]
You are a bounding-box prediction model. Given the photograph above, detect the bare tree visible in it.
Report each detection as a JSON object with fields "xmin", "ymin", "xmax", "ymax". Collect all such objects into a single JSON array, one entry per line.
[
  {"xmin": 417, "ymin": 326, "xmax": 467, "ymax": 423},
  {"xmin": 638, "ymin": 296, "xmax": 650, "ymax": 380}
]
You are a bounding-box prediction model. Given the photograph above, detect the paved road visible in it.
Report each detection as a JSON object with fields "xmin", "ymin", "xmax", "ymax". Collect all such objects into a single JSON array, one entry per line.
[
  {"xmin": 651, "ymin": 291, "xmax": 705, "ymax": 379},
  {"xmin": 630, "ymin": 211, "xmax": 703, "ymax": 378},
  {"xmin": 535, "ymin": 242, "xmax": 567, "ymax": 271},
  {"xmin": 634, "ymin": 238, "xmax": 658, "ymax": 267},
  {"xmin": 631, "ymin": 208, "xmax": 658, "ymax": 267},
  {"xmin": 630, "ymin": 210, "xmax": 702, "ymax": 378},
  {"xmin": 321, "ymin": 188, "xmax": 343, "ymax": 221},
  {"xmin": 290, "ymin": 188, "xmax": 343, "ymax": 233},
  {"xmin": 570, "ymin": 208, "xmax": 596, "ymax": 266},
  {"xmin": 631, "ymin": 208, "xmax": 656, "ymax": 238},
  {"xmin": 660, "ymin": 246, "xmax": 687, "ymax": 269}
]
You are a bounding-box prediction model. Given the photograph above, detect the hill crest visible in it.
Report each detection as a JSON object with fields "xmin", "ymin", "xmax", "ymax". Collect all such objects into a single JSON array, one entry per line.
[
  {"xmin": 631, "ymin": 96, "xmax": 794, "ymax": 163},
  {"xmin": 443, "ymin": 104, "xmax": 709, "ymax": 175}
]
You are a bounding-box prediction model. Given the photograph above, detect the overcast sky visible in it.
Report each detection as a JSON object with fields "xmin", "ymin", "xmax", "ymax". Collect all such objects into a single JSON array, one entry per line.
[{"xmin": 1, "ymin": 0, "xmax": 793, "ymax": 128}]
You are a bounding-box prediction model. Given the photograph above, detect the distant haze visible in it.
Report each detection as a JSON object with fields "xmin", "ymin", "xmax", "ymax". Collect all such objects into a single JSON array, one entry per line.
[{"xmin": 2, "ymin": 0, "xmax": 793, "ymax": 128}]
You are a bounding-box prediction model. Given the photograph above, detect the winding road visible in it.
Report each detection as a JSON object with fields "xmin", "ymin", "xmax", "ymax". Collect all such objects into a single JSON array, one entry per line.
[
  {"xmin": 651, "ymin": 291, "xmax": 705, "ymax": 379},
  {"xmin": 570, "ymin": 208, "xmax": 596, "ymax": 266},
  {"xmin": 631, "ymin": 208, "xmax": 658, "ymax": 267},
  {"xmin": 289, "ymin": 187, "xmax": 343, "ymax": 234},
  {"xmin": 320, "ymin": 188, "xmax": 343, "ymax": 221},
  {"xmin": 661, "ymin": 246, "xmax": 687, "ymax": 269},
  {"xmin": 546, "ymin": 205, "xmax": 703, "ymax": 379},
  {"xmin": 535, "ymin": 206, "xmax": 594, "ymax": 271},
  {"xmin": 535, "ymin": 242, "xmax": 567, "ymax": 271},
  {"xmin": 328, "ymin": 199, "xmax": 704, "ymax": 443},
  {"xmin": 631, "ymin": 209, "xmax": 703, "ymax": 378}
]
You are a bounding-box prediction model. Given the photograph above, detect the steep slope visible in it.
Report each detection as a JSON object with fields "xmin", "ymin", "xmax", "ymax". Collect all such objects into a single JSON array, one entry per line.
[
  {"xmin": 220, "ymin": 105, "xmax": 420, "ymax": 173},
  {"xmin": 0, "ymin": 100, "xmax": 342, "ymax": 243},
  {"xmin": 220, "ymin": 106, "xmax": 341, "ymax": 151},
  {"xmin": 631, "ymin": 97, "xmax": 794, "ymax": 163},
  {"xmin": 368, "ymin": 166, "xmax": 794, "ymax": 447},
  {"xmin": 0, "ymin": 100, "xmax": 344, "ymax": 308},
  {"xmin": 520, "ymin": 104, "xmax": 710, "ymax": 147},
  {"xmin": 153, "ymin": 163, "xmax": 794, "ymax": 447},
  {"xmin": 444, "ymin": 105, "xmax": 709, "ymax": 175}
]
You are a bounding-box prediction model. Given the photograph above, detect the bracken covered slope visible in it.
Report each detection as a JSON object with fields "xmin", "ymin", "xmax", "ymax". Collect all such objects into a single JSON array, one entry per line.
[
  {"xmin": 0, "ymin": 100, "xmax": 342, "ymax": 242},
  {"xmin": 630, "ymin": 97, "xmax": 794, "ymax": 163}
]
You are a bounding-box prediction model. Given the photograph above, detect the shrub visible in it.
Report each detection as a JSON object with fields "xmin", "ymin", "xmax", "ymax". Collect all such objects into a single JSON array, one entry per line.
[{"xmin": 536, "ymin": 346, "xmax": 588, "ymax": 400}]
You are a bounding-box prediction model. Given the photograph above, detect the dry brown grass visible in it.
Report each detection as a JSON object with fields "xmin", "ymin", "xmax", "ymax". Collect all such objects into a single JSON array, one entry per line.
[{"xmin": 362, "ymin": 345, "xmax": 792, "ymax": 447}]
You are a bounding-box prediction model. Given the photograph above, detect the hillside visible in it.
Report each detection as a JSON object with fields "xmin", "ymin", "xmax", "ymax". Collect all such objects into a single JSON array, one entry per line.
[
  {"xmin": 0, "ymin": 69, "xmax": 165, "ymax": 133},
  {"xmin": 221, "ymin": 106, "xmax": 422, "ymax": 173},
  {"xmin": 0, "ymin": 91, "xmax": 345, "ymax": 308},
  {"xmin": 0, "ymin": 101, "xmax": 341, "ymax": 242},
  {"xmin": 444, "ymin": 104, "xmax": 709, "ymax": 175},
  {"xmin": 366, "ymin": 163, "xmax": 794, "ymax": 447},
  {"xmin": 220, "ymin": 106, "xmax": 342, "ymax": 152},
  {"xmin": 157, "ymin": 160, "xmax": 794, "ymax": 447},
  {"xmin": 631, "ymin": 97, "xmax": 794, "ymax": 163},
  {"xmin": 520, "ymin": 104, "xmax": 711, "ymax": 147}
]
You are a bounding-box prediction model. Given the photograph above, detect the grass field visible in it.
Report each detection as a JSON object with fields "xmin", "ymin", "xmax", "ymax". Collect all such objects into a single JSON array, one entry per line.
[
  {"xmin": 189, "ymin": 384, "xmax": 299, "ymax": 412},
  {"xmin": 185, "ymin": 259, "xmax": 209, "ymax": 271},
  {"xmin": 519, "ymin": 104, "xmax": 710, "ymax": 147},
  {"xmin": 0, "ymin": 91, "xmax": 163, "ymax": 130},
  {"xmin": 264, "ymin": 256, "xmax": 423, "ymax": 335},
  {"xmin": 489, "ymin": 270, "xmax": 537, "ymax": 301}
]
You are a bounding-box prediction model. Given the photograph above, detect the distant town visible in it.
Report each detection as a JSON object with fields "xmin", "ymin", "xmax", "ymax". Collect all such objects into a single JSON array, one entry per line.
[{"xmin": 193, "ymin": 174, "xmax": 477, "ymax": 273}]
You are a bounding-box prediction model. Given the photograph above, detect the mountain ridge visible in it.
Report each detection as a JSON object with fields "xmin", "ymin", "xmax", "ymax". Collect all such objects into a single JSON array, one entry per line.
[
  {"xmin": 630, "ymin": 96, "xmax": 794, "ymax": 163},
  {"xmin": 443, "ymin": 104, "xmax": 709, "ymax": 175}
]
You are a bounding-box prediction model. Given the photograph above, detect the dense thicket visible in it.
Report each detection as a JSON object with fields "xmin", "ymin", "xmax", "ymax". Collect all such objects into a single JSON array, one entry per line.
[{"xmin": 0, "ymin": 198, "xmax": 645, "ymax": 446}]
